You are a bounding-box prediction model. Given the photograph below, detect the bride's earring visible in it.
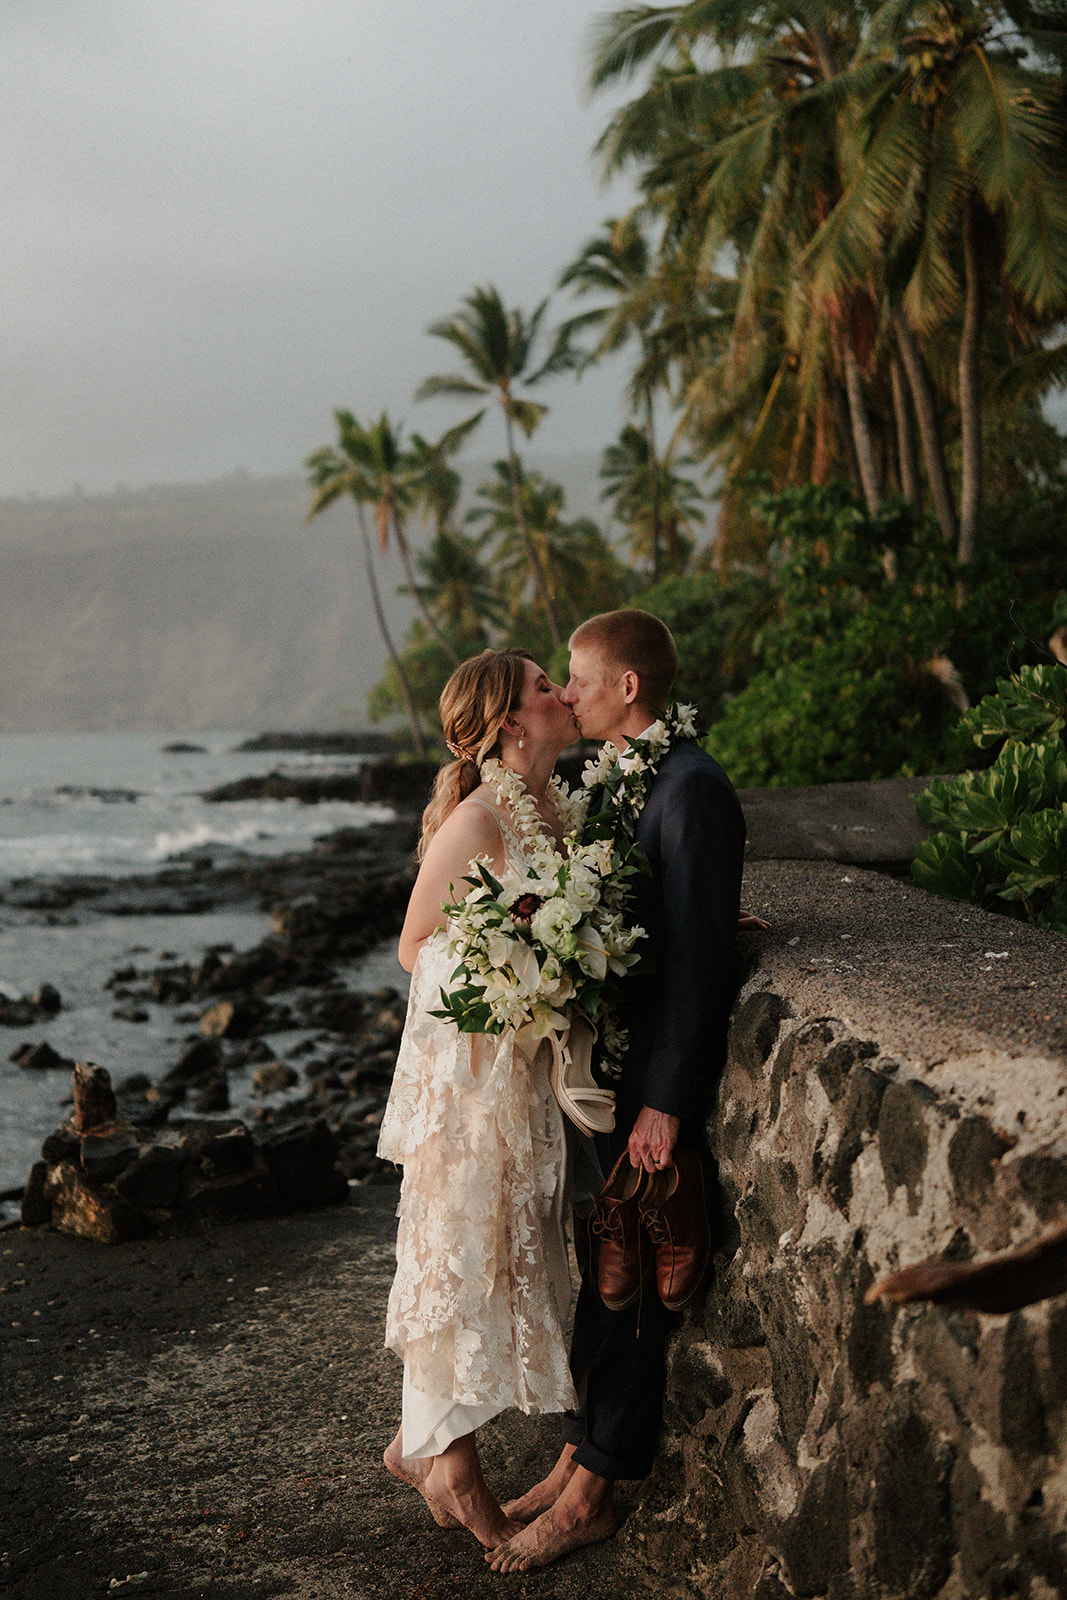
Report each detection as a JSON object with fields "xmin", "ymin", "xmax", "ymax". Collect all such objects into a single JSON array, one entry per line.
[{"xmin": 517, "ymin": 723, "xmax": 526, "ymax": 750}]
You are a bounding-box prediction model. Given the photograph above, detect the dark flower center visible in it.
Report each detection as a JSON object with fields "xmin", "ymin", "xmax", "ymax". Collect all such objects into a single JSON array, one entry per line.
[{"xmin": 510, "ymin": 893, "xmax": 544, "ymax": 922}]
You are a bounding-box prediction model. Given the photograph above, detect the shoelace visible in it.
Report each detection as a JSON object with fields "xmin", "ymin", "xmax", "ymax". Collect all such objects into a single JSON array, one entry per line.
[
  {"xmin": 591, "ymin": 1203, "xmax": 627, "ymax": 1244},
  {"xmin": 642, "ymin": 1209, "xmax": 671, "ymax": 1247}
]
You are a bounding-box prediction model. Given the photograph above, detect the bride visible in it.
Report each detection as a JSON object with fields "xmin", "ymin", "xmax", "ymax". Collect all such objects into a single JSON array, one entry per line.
[{"xmin": 378, "ymin": 648, "xmax": 586, "ymax": 1549}]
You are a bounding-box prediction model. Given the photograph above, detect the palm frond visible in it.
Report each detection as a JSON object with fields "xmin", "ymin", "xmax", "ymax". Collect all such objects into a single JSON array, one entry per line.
[{"xmin": 587, "ymin": 6, "xmax": 686, "ymax": 91}]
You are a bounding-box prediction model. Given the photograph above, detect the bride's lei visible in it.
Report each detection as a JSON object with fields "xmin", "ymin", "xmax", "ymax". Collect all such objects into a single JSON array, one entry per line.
[{"xmin": 479, "ymin": 758, "xmax": 585, "ymax": 870}]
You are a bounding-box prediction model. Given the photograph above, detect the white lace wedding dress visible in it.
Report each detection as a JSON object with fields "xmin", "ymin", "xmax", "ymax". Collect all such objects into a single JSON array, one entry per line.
[{"xmin": 377, "ymin": 796, "xmax": 576, "ymax": 1459}]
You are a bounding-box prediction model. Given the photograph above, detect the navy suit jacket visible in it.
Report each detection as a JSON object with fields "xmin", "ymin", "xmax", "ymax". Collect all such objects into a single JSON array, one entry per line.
[{"xmin": 613, "ymin": 740, "xmax": 746, "ymax": 1134}]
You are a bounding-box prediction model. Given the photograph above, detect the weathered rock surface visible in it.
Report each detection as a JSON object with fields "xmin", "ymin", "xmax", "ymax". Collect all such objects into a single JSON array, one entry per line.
[
  {"xmin": 0, "ymin": 983, "xmax": 63, "ymax": 1027},
  {"xmin": 740, "ymin": 773, "xmax": 935, "ymax": 870},
  {"xmin": 24, "ymin": 1093, "xmax": 352, "ymax": 1243},
  {"xmin": 628, "ymin": 860, "xmax": 1067, "ymax": 1599},
  {"xmin": 8, "ymin": 1039, "xmax": 74, "ymax": 1072}
]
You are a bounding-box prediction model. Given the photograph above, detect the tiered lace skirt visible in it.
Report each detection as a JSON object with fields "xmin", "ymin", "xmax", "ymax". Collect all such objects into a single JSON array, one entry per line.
[{"xmin": 377, "ymin": 933, "xmax": 576, "ymax": 1457}]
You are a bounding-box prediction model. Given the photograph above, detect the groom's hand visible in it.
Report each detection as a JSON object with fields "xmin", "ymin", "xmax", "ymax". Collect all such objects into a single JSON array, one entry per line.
[{"xmin": 629, "ymin": 1106, "xmax": 681, "ymax": 1173}]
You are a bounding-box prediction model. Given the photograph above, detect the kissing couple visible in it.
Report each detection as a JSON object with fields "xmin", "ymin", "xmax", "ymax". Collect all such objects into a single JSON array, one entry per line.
[{"xmin": 378, "ymin": 608, "xmax": 748, "ymax": 1572}]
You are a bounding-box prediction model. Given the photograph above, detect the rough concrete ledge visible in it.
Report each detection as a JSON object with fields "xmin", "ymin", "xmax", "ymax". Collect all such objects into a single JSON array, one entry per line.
[{"xmin": 627, "ymin": 862, "xmax": 1067, "ymax": 1600}]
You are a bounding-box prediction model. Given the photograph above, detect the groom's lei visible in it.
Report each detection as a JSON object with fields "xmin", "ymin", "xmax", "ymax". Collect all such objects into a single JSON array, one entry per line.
[
  {"xmin": 572, "ymin": 702, "xmax": 701, "ymax": 1072},
  {"xmin": 577, "ymin": 702, "xmax": 700, "ymax": 851}
]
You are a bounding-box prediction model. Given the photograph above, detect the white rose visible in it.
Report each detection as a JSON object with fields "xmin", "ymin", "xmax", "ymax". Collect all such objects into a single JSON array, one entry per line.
[
  {"xmin": 530, "ymin": 898, "xmax": 580, "ymax": 950},
  {"xmin": 485, "ymin": 931, "xmax": 516, "ymax": 971}
]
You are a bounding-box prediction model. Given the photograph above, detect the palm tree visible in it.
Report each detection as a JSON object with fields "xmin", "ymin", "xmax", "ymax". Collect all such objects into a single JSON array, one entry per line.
[
  {"xmin": 403, "ymin": 526, "xmax": 507, "ymax": 645},
  {"xmin": 332, "ymin": 411, "xmax": 464, "ymax": 664},
  {"xmin": 416, "ymin": 285, "xmax": 573, "ymax": 644},
  {"xmin": 305, "ymin": 412, "xmax": 426, "ymax": 753},
  {"xmin": 466, "ymin": 462, "xmax": 627, "ymax": 638},
  {"xmin": 587, "ymin": 4, "xmax": 891, "ymax": 521},
  {"xmin": 588, "ymin": 0, "xmax": 1067, "ymax": 570},
  {"xmin": 558, "ymin": 217, "xmax": 678, "ymax": 578},
  {"xmin": 600, "ymin": 423, "xmax": 705, "ymax": 571}
]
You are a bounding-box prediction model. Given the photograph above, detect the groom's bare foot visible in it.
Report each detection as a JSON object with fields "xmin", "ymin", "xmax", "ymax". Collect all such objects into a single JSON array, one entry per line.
[
  {"xmin": 501, "ymin": 1443, "xmax": 578, "ymax": 1522},
  {"xmin": 488, "ymin": 1469, "xmax": 619, "ymax": 1572},
  {"xmin": 382, "ymin": 1429, "xmax": 460, "ymax": 1529}
]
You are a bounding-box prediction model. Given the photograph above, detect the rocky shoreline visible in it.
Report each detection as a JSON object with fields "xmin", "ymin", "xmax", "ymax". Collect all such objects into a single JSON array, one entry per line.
[{"xmin": 2, "ymin": 759, "xmax": 441, "ymax": 1234}]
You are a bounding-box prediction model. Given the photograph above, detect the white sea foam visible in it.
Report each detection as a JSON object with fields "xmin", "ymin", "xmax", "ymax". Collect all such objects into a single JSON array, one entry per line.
[{"xmin": 152, "ymin": 800, "xmax": 390, "ymax": 861}]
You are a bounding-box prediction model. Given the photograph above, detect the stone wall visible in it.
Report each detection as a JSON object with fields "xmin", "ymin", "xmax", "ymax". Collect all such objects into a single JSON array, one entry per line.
[{"xmin": 626, "ymin": 860, "xmax": 1067, "ymax": 1600}]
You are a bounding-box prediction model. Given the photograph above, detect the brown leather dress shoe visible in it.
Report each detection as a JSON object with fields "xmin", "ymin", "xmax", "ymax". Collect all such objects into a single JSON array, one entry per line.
[
  {"xmin": 639, "ymin": 1147, "xmax": 710, "ymax": 1311},
  {"xmin": 591, "ymin": 1151, "xmax": 649, "ymax": 1311}
]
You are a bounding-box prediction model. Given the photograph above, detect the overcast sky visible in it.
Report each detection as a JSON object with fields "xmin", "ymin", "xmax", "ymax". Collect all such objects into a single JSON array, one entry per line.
[{"xmin": 0, "ymin": 0, "xmax": 638, "ymax": 498}]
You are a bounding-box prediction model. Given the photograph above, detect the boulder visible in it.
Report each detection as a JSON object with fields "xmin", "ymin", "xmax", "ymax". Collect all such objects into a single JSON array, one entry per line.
[
  {"xmin": 259, "ymin": 1119, "xmax": 349, "ymax": 1210},
  {"xmin": 10, "ymin": 1040, "xmax": 74, "ymax": 1072},
  {"xmin": 191, "ymin": 1077, "xmax": 230, "ymax": 1113},
  {"xmin": 31, "ymin": 983, "xmax": 62, "ymax": 1013},
  {"xmin": 252, "ymin": 1061, "xmax": 300, "ymax": 1094},
  {"xmin": 164, "ymin": 1038, "xmax": 223, "ymax": 1083},
  {"xmin": 0, "ymin": 997, "xmax": 42, "ymax": 1028},
  {"xmin": 23, "ymin": 1069, "xmax": 350, "ymax": 1241},
  {"xmin": 43, "ymin": 1161, "xmax": 152, "ymax": 1245},
  {"xmin": 197, "ymin": 998, "xmax": 264, "ymax": 1039},
  {"xmin": 72, "ymin": 1062, "xmax": 117, "ymax": 1132}
]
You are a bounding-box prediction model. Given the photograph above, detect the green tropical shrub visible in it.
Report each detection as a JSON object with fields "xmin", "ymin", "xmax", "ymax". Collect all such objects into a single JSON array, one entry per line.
[
  {"xmin": 703, "ymin": 486, "xmax": 965, "ymax": 785},
  {"xmin": 911, "ymin": 664, "xmax": 1067, "ymax": 932}
]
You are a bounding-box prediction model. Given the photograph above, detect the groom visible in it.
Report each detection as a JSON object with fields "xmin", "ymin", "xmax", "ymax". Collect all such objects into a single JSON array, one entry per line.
[{"xmin": 489, "ymin": 608, "xmax": 746, "ymax": 1573}]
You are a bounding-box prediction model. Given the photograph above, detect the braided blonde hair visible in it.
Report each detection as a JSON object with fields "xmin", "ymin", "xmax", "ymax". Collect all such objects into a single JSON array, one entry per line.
[{"xmin": 418, "ymin": 649, "xmax": 533, "ymax": 857}]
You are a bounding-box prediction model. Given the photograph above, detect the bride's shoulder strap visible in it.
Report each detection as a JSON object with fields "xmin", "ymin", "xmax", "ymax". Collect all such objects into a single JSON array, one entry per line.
[{"xmin": 462, "ymin": 793, "xmax": 520, "ymax": 858}]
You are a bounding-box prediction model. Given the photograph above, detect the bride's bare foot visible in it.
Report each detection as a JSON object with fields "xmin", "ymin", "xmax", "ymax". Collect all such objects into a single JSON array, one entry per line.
[
  {"xmin": 488, "ymin": 1468, "xmax": 619, "ymax": 1572},
  {"xmin": 382, "ymin": 1428, "xmax": 460, "ymax": 1529},
  {"xmin": 424, "ymin": 1447, "xmax": 522, "ymax": 1550},
  {"xmin": 501, "ymin": 1443, "xmax": 578, "ymax": 1522}
]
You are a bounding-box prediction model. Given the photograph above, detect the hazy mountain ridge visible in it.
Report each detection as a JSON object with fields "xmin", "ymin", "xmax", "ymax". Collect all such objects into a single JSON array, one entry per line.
[{"xmin": 0, "ymin": 456, "xmax": 603, "ymax": 732}]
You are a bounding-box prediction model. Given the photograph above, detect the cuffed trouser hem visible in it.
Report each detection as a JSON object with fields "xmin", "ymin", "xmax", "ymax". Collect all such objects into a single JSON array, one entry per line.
[
  {"xmin": 559, "ymin": 1413, "xmax": 655, "ymax": 1481},
  {"xmin": 571, "ymin": 1434, "xmax": 654, "ymax": 1482},
  {"xmin": 560, "ymin": 1412, "xmax": 584, "ymax": 1450}
]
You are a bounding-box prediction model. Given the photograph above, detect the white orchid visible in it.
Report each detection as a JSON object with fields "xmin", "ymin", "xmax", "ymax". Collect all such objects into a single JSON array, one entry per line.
[{"xmin": 574, "ymin": 921, "xmax": 609, "ymax": 980}]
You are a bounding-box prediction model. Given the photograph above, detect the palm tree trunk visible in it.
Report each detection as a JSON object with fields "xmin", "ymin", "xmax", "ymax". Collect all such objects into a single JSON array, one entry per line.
[
  {"xmin": 393, "ymin": 520, "xmax": 460, "ymax": 664},
  {"xmin": 503, "ymin": 411, "xmax": 563, "ymax": 646},
  {"xmin": 356, "ymin": 505, "xmax": 426, "ymax": 755},
  {"xmin": 889, "ymin": 352, "xmax": 921, "ymax": 506},
  {"xmin": 958, "ymin": 195, "xmax": 984, "ymax": 569},
  {"xmin": 645, "ymin": 390, "xmax": 663, "ymax": 583},
  {"xmin": 829, "ymin": 375, "xmax": 864, "ymax": 499},
  {"xmin": 892, "ymin": 310, "xmax": 958, "ymax": 547},
  {"xmin": 842, "ymin": 341, "xmax": 881, "ymax": 513}
]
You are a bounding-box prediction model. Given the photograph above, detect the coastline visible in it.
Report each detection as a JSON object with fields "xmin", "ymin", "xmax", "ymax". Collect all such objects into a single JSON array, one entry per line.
[
  {"xmin": 1, "ymin": 746, "xmax": 654, "ymax": 1592},
  {"xmin": 0, "ymin": 755, "xmax": 434, "ymax": 1218}
]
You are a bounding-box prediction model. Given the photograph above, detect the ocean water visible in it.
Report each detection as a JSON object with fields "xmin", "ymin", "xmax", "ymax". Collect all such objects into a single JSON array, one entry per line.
[
  {"xmin": 0, "ymin": 731, "xmax": 404, "ymax": 1213},
  {"xmin": 0, "ymin": 729, "xmax": 390, "ymax": 879}
]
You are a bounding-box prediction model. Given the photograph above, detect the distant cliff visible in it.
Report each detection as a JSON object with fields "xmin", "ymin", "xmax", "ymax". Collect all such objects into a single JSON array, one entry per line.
[{"xmin": 0, "ymin": 460, "xmax": 601, "ymax": 733}]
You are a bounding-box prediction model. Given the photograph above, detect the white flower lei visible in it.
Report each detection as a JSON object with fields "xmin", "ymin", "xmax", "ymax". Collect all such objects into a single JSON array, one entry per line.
[
  {"xmin": 579, "ymin": 703, "xmax": 700, "ymax": 834},
  {"xmin": 479, "ymin": 757, "xmax": 584, "ymax": 865}
]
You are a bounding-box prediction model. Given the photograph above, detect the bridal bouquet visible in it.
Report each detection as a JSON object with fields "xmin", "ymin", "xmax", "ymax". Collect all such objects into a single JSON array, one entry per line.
[{"xmin": 431, "ymin": 837, "xmax": 644, "ymax": 1072}]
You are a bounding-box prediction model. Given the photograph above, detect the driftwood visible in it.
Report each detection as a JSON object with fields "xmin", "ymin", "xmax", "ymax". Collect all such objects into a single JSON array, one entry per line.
[{"xmin": 866, "ymin": 1219, "xmax": 1067, "ymax": 1315}]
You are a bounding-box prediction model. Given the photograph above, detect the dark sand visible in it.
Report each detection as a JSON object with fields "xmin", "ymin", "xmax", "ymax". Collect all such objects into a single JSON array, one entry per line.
[{"xmin": 1, "ymin": 1192, "xmax": 661, "ymax": 1600}]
